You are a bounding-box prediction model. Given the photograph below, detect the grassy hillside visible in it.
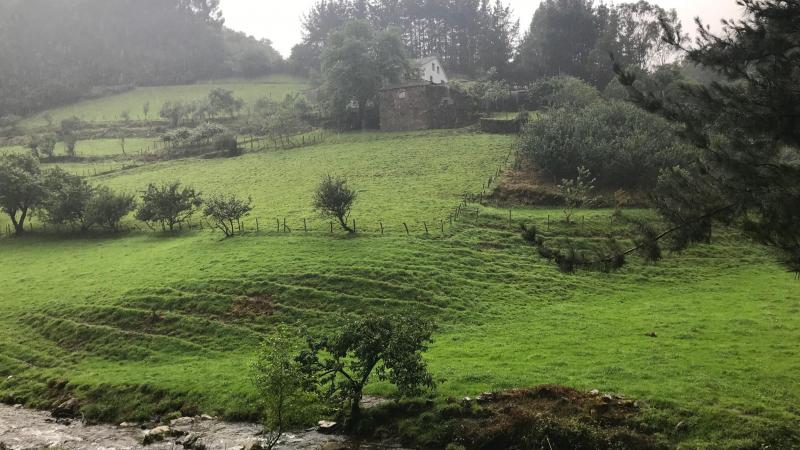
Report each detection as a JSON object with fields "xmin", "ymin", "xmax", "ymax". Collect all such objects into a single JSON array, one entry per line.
[
  {"xmin": 19, "ymin": 75, "xmax": 308, "ymax": 129},
  {"xmin": 0, "ymin": 129, "xmax": 798, "ymax": 448}
]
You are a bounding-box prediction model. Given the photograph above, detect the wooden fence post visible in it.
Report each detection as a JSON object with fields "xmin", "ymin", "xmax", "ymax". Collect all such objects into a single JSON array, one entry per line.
[
  {"xmin": 330, "ymin": 221, "xmax": 334, "ymax": 234},
  {"xmin": 424, "ymin": 222, "xmax": 429, "ymax": 236},
  {"xmin": 352, "ymin": 219, "xmax": 356, "ymax": 233},
  {"xmin": 255, "ymin": 217, "xmax": 259, "ymax": 232},
  {"xmin": 403, "ymin": 223, "xmax": 410, "ymax": 235},
  {"xmin": 276, "ymin": 218, "xmax": 280, "ymax": 232},
  {"xmin": 304, "ymin": 218, "xmax": 307, "ymax": 232},
  {"xmin": 380, "ymin": 221, "xmax": 384, "ymax": 235}
]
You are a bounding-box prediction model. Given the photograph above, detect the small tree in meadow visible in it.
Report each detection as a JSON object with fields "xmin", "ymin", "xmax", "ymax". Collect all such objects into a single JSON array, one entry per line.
[
  {"xmin": 135, "ymin": 182, "xmax": 202, "ymax": 231},
  {"xmin": 85, "ymin": 186, "xmax": 136, "ymax": 231},
  {"xmin": 558, "ymin": 166, "xmax": 595, "ymax": 224},
  {"xmin": 63, "ymin": 134, "xmax": 78, "ymax": 157},
  {"xmin": 298, "ymin": 314, "xmax": 435, "ymax": 431},
  {"xmin": 313, "ymin": 174, "xmax": 357, "ymax": 233},
  {"xmin": 0, "ymin": 154, "xmax": 47, "ymax": 235},
  {"xmin": 251, "ymin": 326, "xmax": 313, "ymax": 450},
  {"xmin": 40, "ymin": 168, "xmax": 94, "ymax": 230},
  {"xmin": 203, "ymin": 194, "xmax": 253, "ymax": 237},
  {"xmin": 143, "ymin": 101, "xmax": 150, "ymax": 121},
  {"xmin": 28, "ymin": 134, "xmax": 56, "ymax": 159}
]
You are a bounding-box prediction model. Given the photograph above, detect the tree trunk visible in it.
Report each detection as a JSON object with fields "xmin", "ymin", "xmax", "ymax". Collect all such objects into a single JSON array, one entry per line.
[
  {"xmin": 11, "ymin": 209, "xmax": 27, "ymax": 235},
  {"xmin": 348, "ymin": 393, "xmax": 362, "ymax": 433},
  {"xmin": 338, "ymin": 215, "xmax": 354, "ymax": 233}
]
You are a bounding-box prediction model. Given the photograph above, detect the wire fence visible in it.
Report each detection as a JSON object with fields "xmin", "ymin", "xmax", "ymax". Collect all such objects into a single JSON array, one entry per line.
[{"xmin": 3, "ymin": 132, "xmax": 523, "ymax": 240}]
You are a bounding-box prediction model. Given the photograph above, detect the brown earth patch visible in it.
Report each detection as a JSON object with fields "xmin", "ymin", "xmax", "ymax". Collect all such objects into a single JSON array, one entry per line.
[
  {"xmin": 228, "ymin": 295, "xmax": 275, "ymax": 318},
  {"xmin": 453, "ymin": 385, "xmax": 666, "ymax": 450}
]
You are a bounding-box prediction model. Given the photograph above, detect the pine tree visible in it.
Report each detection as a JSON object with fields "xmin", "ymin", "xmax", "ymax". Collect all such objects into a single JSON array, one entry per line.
[{"xmin": 615, "ymin": 0, "xmax": 800, "ymax": 273}]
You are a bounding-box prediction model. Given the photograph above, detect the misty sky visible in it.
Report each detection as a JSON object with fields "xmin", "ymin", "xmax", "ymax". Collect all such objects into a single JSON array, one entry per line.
[{"xmin": 219, "ymin": 0, "xmax": 745, "ymax": 57}]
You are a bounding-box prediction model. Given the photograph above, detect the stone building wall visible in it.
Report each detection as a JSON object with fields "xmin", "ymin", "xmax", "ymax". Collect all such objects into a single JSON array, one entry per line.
[{"xmin": 379, "ymin": 84, "xmax": 476, "ymax": 132}]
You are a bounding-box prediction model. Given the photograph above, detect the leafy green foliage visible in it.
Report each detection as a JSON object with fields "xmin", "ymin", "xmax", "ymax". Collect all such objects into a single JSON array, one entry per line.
[
  {"xmin": 250, "ymin": 326, "xmax": 314, "ymax": 450},
  {"xmin": 526, "ymin": 76, "xmax": 602, "ymax": 110},
  {"xmin": 0, "ymin": 154, "xmax": 46, "ymax": 234},
  {"xmin": 298, "ymin": 314, "xmax": 435, "ymax": 430},
  {"xmin": 557, "ymin": 166, "xmax": 596, "ymax": 224},
  {"xmin": 313, "ymin": 174, "xmax": 357, "ymax": 233},
  {"xmin": 615, "ymin": 0, "xmax": 800, "ymax": 272},
  {"xmin": 40, "ymin": 168, "xmax": 94, "ymax": 229},
  {"xmin": 135, "ymin": 182, "xmax": 202, "ymax": 231},
  {"xmin": 519, "ymin": 100, "xmax": 695, "ymax": 189},
  {"xmin": 321, "ymin": 21, "xmax": 408, "ymax": 129},
  {"xmin": 203, "ymin": 194, "xmax": 253, "ymax": 237},
  {"xmin": 85, "ymin": 186, "xmax": 136, "ymax": 232}
]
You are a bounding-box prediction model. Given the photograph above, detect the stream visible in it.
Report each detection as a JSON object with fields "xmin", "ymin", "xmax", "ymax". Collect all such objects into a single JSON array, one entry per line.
[{"xmin": 0, "ymin": 403, "xmax": 370, "ymax": 450}]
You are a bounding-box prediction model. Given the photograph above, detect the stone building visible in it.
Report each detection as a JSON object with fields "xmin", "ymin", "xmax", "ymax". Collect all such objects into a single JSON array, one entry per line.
[{"xmin": 379, "ymin": 82, "xmax": 476, "ymax": 132}]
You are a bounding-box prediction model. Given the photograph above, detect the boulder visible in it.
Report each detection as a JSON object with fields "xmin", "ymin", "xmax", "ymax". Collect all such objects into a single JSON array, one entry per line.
[
  {"xmin": 52, "ymin": 398, "xmax": 80, "ymax": 418},
  {"xmin": 142, "ymin": 425, "xmax": 184, "ymax": 445},
  {"xmin": 170, "ymin": 416, "xmax": 194, "ymax": 427},
  {"xmin": 317, "ymin": 420, "xmax": 337, "ymax": 434}
]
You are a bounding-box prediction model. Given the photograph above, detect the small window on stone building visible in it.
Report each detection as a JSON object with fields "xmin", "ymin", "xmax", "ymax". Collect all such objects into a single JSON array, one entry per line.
[
  {"xmin": 432, "ymin": 62, "xmax": 435, "ymax": 71},
  {"xmin": 437, "ymin": 65, "xmax": 440, "ymax": 74},
  {"xmin": 430, "ymin": 75, "xmax": 434, "ymax": 82}
]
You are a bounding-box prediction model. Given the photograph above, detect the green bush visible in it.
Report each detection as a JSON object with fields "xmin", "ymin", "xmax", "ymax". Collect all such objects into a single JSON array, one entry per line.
[
  {"xmin": 213, "ymin": 133, "xmax": 240, "ymax": 157},
  {"xmin": 526, "ymin": 76, "xmax": 602, "ymax": 111},
  {"xmin": 519, "ymin": 100, "xmax": 695, "ymax": 189}
]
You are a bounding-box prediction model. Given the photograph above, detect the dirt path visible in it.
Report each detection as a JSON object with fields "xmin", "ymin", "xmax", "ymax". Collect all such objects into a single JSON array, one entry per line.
[{"xmin": 0, "ymin": 404, "xmax": 347, "ymax": 450}]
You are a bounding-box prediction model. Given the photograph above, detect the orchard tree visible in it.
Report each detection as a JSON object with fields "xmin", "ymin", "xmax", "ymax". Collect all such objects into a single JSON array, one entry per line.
[
  {"xmin": 40, "ymin": 168, "xmax": 94, "ymax": 229},
  {"xmin": 85, "ymin": 186, "xmax": 136, "ymax": 231},
  {"xmin": 207, "ymin": 88, "xmax": 244, "ymax": 118},
  {"xmin": 203, "ymin": 194, "xmax": 253, "ymax": 237},
  {"xmin": 313, "ymin": 174, "xmax": 357, "ymax": 233},
  {"xmin": 0, "ymin": 154, "xmax": 46, "ymax": 235},
  {"xmin": 298, "ymin": 314, "xmax": 435, "ymax": 431},
  {"xmin": 135, "ymin": 182, "xmax": 202, "ymax": 231},
  {"xmin": 615, "ymin": 0, "xmax": 800, "ymax": 272}
]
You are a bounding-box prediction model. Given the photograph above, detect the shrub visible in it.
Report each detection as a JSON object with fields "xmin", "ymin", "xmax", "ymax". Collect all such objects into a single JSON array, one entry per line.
[
  {"xmin": 526, "ymin": 76, "xmax": 602, "ymax": 110},
  {"xmin": 558, "ymin": 166, "xmax": 596, "ymax": 223},
  {"xmin": 519, "ymin": 100, "xmax": 695, "ymax": 189},
  {"xmin": 213, "ymin": 133, "xmax": 240, "ymax": 157},
  {"xmin": 85, "ymin": 186, "xmax": 136, "ymax": 231},
  {"xmin": 251, "ymin": 326, "xmax": 315, "ymax": 450}
]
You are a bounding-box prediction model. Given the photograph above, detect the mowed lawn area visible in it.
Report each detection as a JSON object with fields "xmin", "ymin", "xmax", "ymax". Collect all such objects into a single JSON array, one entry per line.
[
  {"xmin": 0, "ymin": 129, "xmax": 798, "ymax": 448},
  {"xmin": 19, "ymin": 75, "xmax": 308, "ymax": 128}
]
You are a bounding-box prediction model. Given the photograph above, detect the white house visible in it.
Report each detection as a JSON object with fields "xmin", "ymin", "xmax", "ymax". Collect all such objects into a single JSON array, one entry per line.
[{"xmin": 411, "ymin": 56, "xmax": 448, "ymax": 85}]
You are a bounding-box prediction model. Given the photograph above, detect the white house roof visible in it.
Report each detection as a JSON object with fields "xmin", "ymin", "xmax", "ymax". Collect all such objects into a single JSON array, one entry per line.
[{"xmin": 410, "ymin": 56, "xmax": 439, "ymax": 67}]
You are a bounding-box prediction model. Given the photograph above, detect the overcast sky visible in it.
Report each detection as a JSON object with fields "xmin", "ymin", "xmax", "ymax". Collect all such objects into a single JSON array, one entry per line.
[{"xmin": 219, "ymin": 0, "xmax": 745, "ymax": 57}]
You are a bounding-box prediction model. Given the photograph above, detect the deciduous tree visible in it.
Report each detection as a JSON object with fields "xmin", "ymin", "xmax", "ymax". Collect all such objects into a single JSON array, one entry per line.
[{"xmin": 298, "ymin": 314, "xmax": 435, "ymax": 430}]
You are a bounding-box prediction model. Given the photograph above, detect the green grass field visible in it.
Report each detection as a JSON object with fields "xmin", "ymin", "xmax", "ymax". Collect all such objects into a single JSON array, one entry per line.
[
  {"xmin": 0, "ymin": 128, "xmax": 798, "ymax": 448},
  {"xmin": 19, "ymin": 75, "xmax": 308, "ymax": 129}
]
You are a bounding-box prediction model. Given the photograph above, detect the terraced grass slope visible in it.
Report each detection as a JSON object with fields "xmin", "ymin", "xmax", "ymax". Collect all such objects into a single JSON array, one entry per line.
[
  {"xmin": 19, "ymin": 75, "xmax": 307, "ymax": 129},
  {"xmin": 0, "ymin": 129, "xmax": 798, "ymax": 448}
]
